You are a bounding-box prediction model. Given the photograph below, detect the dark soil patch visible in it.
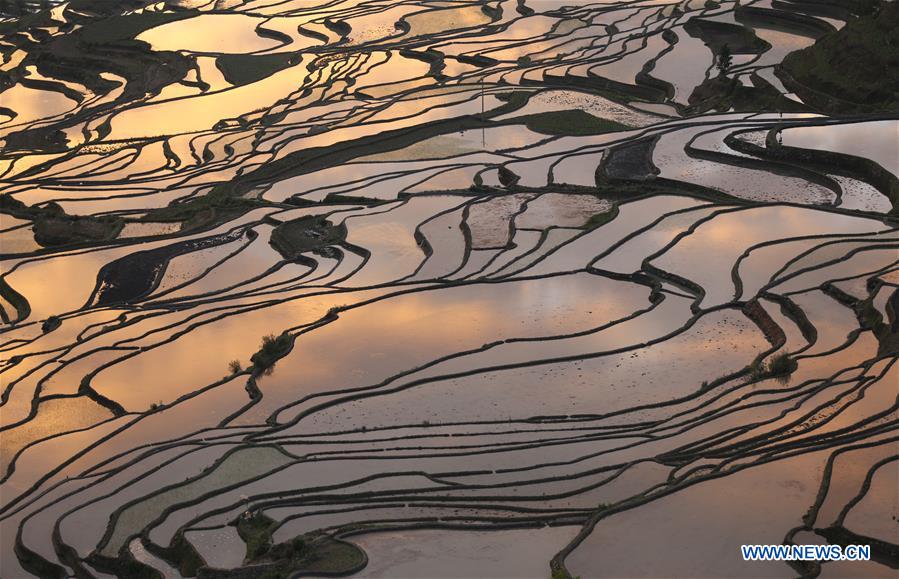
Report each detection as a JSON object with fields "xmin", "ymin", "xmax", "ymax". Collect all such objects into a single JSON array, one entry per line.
[
  {"xmin": 91, "ymin": 229, "xmax": 244, "ymax": 306},
  {"xmin": 216, "ymin": 53, "xmax": 299, "ymax": 86},
  {"xmin": 598, "ymin": 137, "xmax": 659, "ymax": 181},
  {"xmin": 686, "ymin": 75, "xmax": 808, "ymax": 114},
  {"xmin": 684, "ymin": 17, "xmax": 771, "ymax": 54}
]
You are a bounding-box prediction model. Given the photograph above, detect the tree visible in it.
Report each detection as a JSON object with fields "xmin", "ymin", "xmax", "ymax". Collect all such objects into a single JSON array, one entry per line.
[{"xmin": 716, "ymin": 44, "xmax": 733, "ymax": 77}]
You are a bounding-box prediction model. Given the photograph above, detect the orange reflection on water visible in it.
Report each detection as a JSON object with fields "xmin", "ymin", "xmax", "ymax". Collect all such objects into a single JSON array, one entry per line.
[
  {"xmin": 136, "ymin": 13, "xmax": 281, "ymax": 53},
  {"xmin": 104, "ymin": 57, "xmax": 310, "ymax": 140}
]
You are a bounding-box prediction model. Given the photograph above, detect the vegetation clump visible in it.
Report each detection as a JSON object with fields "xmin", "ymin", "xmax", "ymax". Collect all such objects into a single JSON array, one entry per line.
[
  {"xmin": 685, "ymin": 18, "xmax": 768, "ymax": 58},
  {"xmin": 0, "ymin": 5, "xmax": 195, "ymax": 151},
  {"xmin": 145, "ymin": 183, "xmax": 260, "ymax": 230},
  {"xmin": 716, "ymin": 44, "xmax": 733, "ymax": 77},
  {"xmin": 0, "ymin": 0, "xmax": 51, "ymax": 16},
  {"xmin": 228, "ymin": 360, "xmax": 243, "ymax": 374},
  {"xmin": 686, "ymin": 74, "xmax": 807, "ymax": 115},
  {"xmin": 269, "ymin": 215, "xmax": 347, "ymax": 260},
  {"xmin": 33, "ymin": 214, "xmax": 123, "ymax": 246},
  {"xmin": 84, "ymin": 551, "xmax": 161, "ymax": 579},
  {"xmin": 1, "ymin": 197, "xmax": 123, "ymax": 247},
  {"xmin": 267, "ymin": 537, "xmax": 306, "ymax": 562},
  {"xmin": 513, "ymin": 109, "xmax": 629, "ymax": 136},
  {"xmin": 778, "ymin": 1, "xmax": 899, "ymax": 113},
  {"xmin": 751, "ymin": 352, "xmax": 797, "ymax": 381},
  {"xmin": 219, "ymin": 512, "xmax": 364, "ymax": 579},
  {"xmin": 237, "ymin": 511, "xmax": 276, "ymax": 561},
  {"xmin": 583, "ymin": 204, "xmax": 619, "ymax": 229},
  {"xmin": 41, "ymin": 315, "xmax": 61, "ymax": 333},
  {"xmin": 250, "ymin": 333, "xmax": 291, "ymax": 373},
  {"xmin": 767, "ymin": 352, "xmax": 797, "ymax": 377}
]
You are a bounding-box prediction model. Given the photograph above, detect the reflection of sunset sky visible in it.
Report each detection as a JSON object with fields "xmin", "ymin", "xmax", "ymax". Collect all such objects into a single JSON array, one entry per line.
[
  {"xmin": 652, "ymin": 205, "xmax": 884, "ymax": 306},
  {"xmin": 262, "ymin": 272, "xmax": 649, "ymax": 423},
  {"xmin": 0, "ymin": 84, "xmax": 76, "ymax": 137},
  {"xmin": 404, "ymin": 5, "xmax": 490, "ymax": 38},
  {"xmin": 568, "ymin": 450, "xmax": 831, "ymax": 578},
  {"xmin": 299, "ymin": 304, "xmax": 762, "ymax": 429},
  {"xmin": 90, "ymin": 288, "xmax": 376, "ymax": 410},
  {"xmin": 105, "ymin": 60, "xmax": 310, "ymax": 139},
  {"xmin": 745, "ymin": 25, "xmax": 817, "ymax": 69},
  {"xmin": 0, "ymin": 397, "xmax": 113, "ymax": 475},
  {"xmin": 136, "ymin": 14, "xmax": 282, "ymax": 53},
  {"xmin": 782, "ymin": 121, "xmax": 899, "ymax": 176},
  {"xmin": 2, "ymin": 416, "xmax": 129, "ymax": 495},
  {"xmin": 655, "ymin": 122, "xmax": 835, "ymax": 203}
]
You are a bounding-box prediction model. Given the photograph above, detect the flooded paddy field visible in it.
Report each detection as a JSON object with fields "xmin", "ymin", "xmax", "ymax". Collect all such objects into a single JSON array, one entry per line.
[{"xmin": 1, "ymin": 0, "xmax": 897, "ymax": 577}]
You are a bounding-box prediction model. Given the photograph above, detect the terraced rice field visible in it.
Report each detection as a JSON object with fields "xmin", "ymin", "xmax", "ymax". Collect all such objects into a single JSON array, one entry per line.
[{"xmin": 1, "ymin": 0, "xmax": 897, "ymax": 577}]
